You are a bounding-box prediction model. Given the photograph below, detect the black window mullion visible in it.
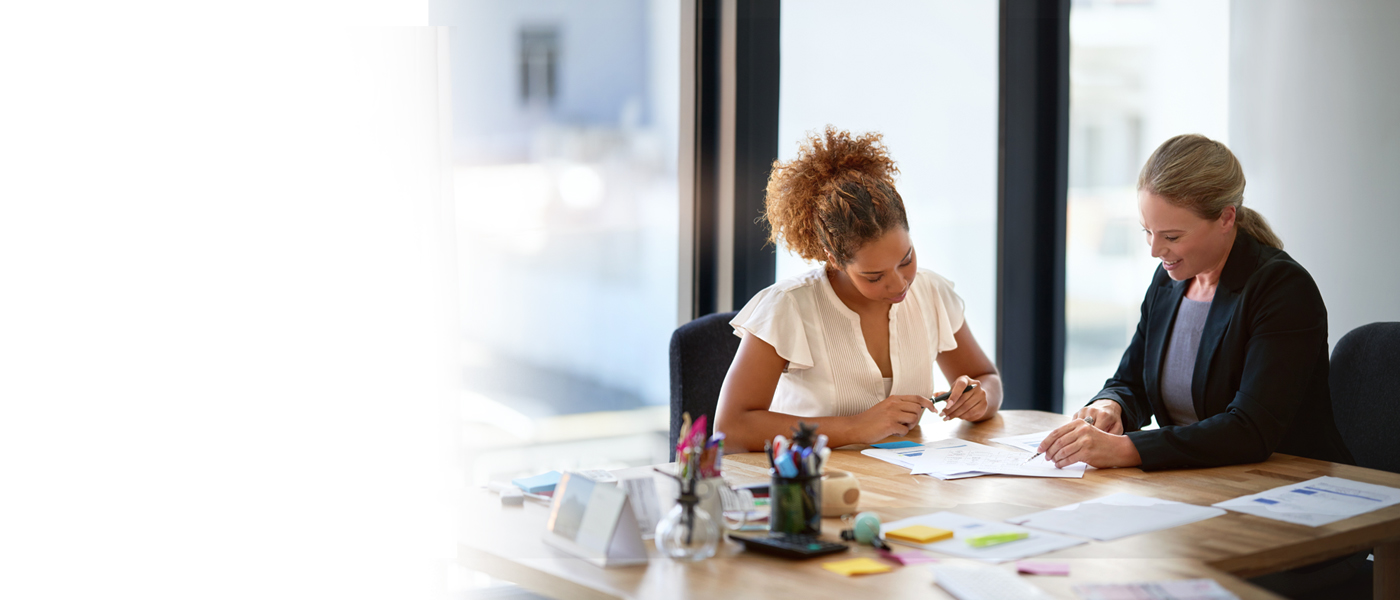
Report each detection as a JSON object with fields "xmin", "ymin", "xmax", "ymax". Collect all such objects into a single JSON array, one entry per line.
[
  {"xmin": 730, "ymin": 0, "xmax": 780, "ymax": 310},
  {"xmin": 997, "ymin": 0, "xmax": 1070, "ymax": 413}
]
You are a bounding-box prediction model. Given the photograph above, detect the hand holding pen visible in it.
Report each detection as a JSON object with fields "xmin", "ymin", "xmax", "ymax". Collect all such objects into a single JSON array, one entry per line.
[
  {"xmin": 1030, "ymin": 410, "xmax": 1141, "ymax": 469},
  {"xmin": 931, "ymin": 378, "xmax": 983, "ymax": 421},
  {"xmin": 1024, "ymin": 415, "xmax": 1093, "ymax": 464}
]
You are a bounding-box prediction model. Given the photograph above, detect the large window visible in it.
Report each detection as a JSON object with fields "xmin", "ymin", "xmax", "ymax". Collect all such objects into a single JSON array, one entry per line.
[
  {"xmin": 1064, "ymin": 0, "xmax": 1230, "ymax": 412},
  {"xmin": 436, "ymin": 0, "xmax": 680, "ymax": 479},
  {"xmin": 777, "ymin": 0, "xmax": 1000, "ymax": 395}
]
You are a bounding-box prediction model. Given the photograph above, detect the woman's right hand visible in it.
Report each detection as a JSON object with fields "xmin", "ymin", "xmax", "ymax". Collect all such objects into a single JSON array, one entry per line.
[
  {"xmin": 854, "ymin": 395, "xmax": 939, "ymax": 442},
  {"xmin": 1074, "ymin": 399, "xmax": 1125, "ymax": 435}
]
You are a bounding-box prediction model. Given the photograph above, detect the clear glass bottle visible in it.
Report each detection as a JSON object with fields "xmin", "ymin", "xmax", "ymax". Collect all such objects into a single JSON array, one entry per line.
[{"xmin": 654, "ymin": 493, "xmax": 719, "ymax": 561}]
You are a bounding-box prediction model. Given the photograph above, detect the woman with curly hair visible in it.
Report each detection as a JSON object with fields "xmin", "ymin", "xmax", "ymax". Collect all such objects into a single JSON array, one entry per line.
[{"xmin": 714, "ymin": 126, "xmax": 1002, "ymax": 451}]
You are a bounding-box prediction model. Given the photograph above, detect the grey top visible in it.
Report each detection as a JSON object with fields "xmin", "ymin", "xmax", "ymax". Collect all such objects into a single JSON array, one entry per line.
[{"xmin": 1161, "ymin": 297, "xmax": 1212, "ymax": 426}]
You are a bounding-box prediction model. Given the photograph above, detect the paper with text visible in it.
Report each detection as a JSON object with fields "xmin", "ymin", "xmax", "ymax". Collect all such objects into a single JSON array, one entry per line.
[
  {"xmin": 860, "ymin": 438, "xmax": 987, "ymax": 479},
  {"xmin": 1213, "ymin": 476, "xmax": 1400, "ymax": 527},
  {"xmin": 1073, "ymin": 579, "xmax": 1239, "ymax": 600},
  {"xmin": 911, "ymin": 439, "xmax": 1086, "ymax": 479}
]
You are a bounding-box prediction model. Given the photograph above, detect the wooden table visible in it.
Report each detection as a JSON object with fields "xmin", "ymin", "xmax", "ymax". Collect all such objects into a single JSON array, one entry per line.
[{"xmin": 461, "ymin": 410, "xmax": 1400, "ymax": 599}]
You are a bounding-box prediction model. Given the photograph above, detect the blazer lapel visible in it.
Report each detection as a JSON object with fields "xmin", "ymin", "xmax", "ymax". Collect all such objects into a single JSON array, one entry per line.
[
  {"xmin": 1146, "ymin": 275, "xmax": 1188, "ymax": 411},
  {"xmin": 1190, "ymin": 233, "xmax": 1259, "ymax": 418}
]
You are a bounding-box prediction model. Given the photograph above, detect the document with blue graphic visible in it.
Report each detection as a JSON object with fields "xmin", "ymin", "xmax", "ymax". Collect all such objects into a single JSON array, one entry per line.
[{"xmin": 1213, "ymin": 476, "xmax": 1400, "ymax": 526}]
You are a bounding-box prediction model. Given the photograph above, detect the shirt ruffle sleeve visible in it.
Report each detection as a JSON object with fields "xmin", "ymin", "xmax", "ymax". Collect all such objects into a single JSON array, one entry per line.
[
  {"xmin": 729, "ymin": 287, "xmax": 816, "ymax": 371},
  {"xmin": 919, "ymin": 270, "xmax": 966, "ymax": 354}
]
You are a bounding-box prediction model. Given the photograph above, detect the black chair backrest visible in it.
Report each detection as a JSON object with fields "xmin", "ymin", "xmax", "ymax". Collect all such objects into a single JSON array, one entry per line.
[
  {"xmin": 1330, "ymin": 322, "xmax": 1400, "ymax": 474},
  {"xmin": 668, "ymin": 311, "xmax": 740, "ymax": 460}
]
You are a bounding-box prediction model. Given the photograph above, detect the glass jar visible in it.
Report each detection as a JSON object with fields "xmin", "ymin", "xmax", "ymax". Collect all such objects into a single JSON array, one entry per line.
[{"xmin": 654, "ymin": 496, "xmax": 720, "ymax": 561}]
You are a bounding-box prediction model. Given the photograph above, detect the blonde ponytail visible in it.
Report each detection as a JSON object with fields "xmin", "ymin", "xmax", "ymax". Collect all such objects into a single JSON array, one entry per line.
[
  {"xmin": 1236, "ymin": 205, "xmax": 1283, "ymax": 250},
  {"xmin": 1138, "ymin": 134, "xmax": 1283, "ymax": 250}
]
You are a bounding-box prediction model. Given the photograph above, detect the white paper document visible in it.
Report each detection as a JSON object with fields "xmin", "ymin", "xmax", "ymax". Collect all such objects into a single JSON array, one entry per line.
[
  {"xmin": 1073, "ymin": 579, "xmax": 1240, "ymax": 600},
  {"xmin": 1212, "ymin": 476, "xmax": 1400, "ymax": 527},
  {"xmin": 989, "ymin": 430, "xmax": 1055, "ymax": 453},
  {"xmin": 911, "ymin": 439, "xmax": 1087, "ymax": 479},
  {"xmin": 1006, "ymin": 493, "xmax": 1225, "ymax": 541},
  {"xmin": 880, "ymin": 511, "xmax": 1086, "ymax": 563},
  {"xmin": 860, "ymin": 439, "xmax": 987, "ymax": 479}
]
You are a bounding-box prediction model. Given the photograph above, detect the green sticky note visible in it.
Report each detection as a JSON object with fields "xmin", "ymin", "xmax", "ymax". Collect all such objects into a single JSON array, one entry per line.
[{"xmin": 965, "ymin": 532, "xmax": 1029, "ymax": 548}]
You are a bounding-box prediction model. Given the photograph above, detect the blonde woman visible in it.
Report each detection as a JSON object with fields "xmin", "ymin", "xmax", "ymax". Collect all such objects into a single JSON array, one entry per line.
[
  {"xmin": 712, "ymin": 127, "xmax": 1002, "ymax": 452},
  {"xmin": 1038, "ymin": 134, "xmax": 1353, "ymax": 471}
]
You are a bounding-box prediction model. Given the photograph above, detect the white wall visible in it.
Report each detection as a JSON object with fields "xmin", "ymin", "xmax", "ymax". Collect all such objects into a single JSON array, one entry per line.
[{"xmin": 1230, "ymin": 0, "xmax": 1400, "ymax": 348}]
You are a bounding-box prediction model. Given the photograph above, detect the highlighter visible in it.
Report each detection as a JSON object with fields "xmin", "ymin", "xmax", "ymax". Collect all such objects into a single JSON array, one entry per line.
[{"xmin": 965, "ymin": 532, "xmax": 1029, "ymax": 548}]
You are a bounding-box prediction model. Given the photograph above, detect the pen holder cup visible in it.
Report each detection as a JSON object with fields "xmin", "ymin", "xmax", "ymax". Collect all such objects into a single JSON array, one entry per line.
[{"xmin": 769, "ymin": 471, "xmax": 822, "ymax": 535}]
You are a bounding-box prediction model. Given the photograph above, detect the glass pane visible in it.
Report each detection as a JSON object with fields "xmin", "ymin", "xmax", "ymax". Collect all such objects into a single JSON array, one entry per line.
[
  {"xmin": 777, "ymin": 0, "xmax": 1000, "ymax": 393},
  {"xmin": 1064, "ymin": 0, "xmax": 1230, "ymax": 413},
  {"xmin": 436, "ymin": 1, "xmax": 679, "ymax": 477}
]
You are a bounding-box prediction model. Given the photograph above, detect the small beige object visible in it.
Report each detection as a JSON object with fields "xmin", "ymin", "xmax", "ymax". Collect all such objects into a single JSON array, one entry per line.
[{"xmin": 821, "ymin": 470, "xmax": 861, "ymax": 517}]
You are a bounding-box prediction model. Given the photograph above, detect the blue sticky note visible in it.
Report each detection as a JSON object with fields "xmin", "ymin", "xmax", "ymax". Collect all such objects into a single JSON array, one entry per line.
[
  {"xmin": 512, "ymin": 471, "xmax": 562, "ymax": 494},
  {"xmin": 872, "ymin": 441, "xmax": 921, "ymax": 449}
]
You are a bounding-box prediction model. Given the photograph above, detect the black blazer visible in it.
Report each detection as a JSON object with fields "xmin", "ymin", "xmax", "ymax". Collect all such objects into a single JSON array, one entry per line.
[{"xmin": 1095, "ymin": 231, "xmax": 1354, "ymax": 471}]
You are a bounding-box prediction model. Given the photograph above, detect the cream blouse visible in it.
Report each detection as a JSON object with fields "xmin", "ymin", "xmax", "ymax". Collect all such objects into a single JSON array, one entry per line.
[{"xmin": 729, "ymin": 267, "xmax": 966, "ymax": 418}]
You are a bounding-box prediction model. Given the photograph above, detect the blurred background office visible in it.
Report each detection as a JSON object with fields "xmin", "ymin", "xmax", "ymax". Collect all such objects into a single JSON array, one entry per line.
[
  {"xmin": 434, "ymin": 3, "xmax": 1400, "ymax": 595},
  {"xmin": 440, "ymin": 0, "xmax": 1226, "ymax": 484},
  {"xmin": 7, "ymin": 0, "xmax": 1394, "ymax": 599},
  {"xmin": 442, "ymin": 0, "xmax": 1400, "ymax": 473}
]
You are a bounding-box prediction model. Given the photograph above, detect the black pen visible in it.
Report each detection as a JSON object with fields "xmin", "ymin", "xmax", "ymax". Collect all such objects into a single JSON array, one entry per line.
[{"xmin": 930, "ymin": 382, "xmax": 978, "ymax": 404}]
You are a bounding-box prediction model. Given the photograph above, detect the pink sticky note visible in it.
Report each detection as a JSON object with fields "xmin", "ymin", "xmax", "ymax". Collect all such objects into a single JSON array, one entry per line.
[
  {"xmin": 1017, "ymin": 560, "xmax": 1070, "ymax": 576},
  {"xmin": 878, "ymin": 549, "xmax": 940, "ymax": 565}
]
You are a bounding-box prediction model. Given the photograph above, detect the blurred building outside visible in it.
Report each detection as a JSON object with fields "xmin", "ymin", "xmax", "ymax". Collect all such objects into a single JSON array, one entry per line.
[
  {"xmin": 1064, "ymin": 0, "xmax": 1229, "ymax": 415},
  {"xmin": 440, "ymin": 0, "xmax": 681, "ymax": 495}
]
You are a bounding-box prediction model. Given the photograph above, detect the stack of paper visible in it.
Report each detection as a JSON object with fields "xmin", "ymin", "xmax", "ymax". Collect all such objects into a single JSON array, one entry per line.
[
  {"xmin": 861, "ymin": 439, "xmax": 986, "ymax": 479},
  {"xmin": 913, "ymin": 439, "xmax": 1086, "ymax": 479},
  {"xmin": 1006, "ymin": 493, "xmax": 1225, "ymax": 541},
  {"xmin": 863, "ymin": 438, "xmax": 1086, "ymax": 479},
  {"xmin": 990, "ymin": 429, "xmax": 1091, "ymax": 473},
  {"xmin": 1213, "ymin": 476, "xmax": 1400, "ymax": 527},
  {"xmin": 880, "ymin": 512, "xmax": 1086, "ymax": 563}
]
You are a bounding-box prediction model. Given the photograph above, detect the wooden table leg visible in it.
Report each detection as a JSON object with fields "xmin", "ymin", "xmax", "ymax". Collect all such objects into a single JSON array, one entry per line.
[{"xmin": 1378, "ymin": 540, "xmax": 1400, "ymax": 600}]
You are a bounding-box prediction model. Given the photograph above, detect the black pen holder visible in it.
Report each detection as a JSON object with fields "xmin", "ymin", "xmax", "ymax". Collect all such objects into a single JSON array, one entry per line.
[{"xmin": 769, "ymin": 471, "xmax": 821, "ymax": 535}]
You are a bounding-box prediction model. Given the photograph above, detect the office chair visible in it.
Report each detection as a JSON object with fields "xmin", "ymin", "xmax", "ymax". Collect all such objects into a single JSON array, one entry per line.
[
  {"xmin": 1330, "ymin": 322, "xmax": 1400, "ymax": 474},
  {"xmin": 668, "ymin": 311, "xmax": 740, "ymax": 460}
]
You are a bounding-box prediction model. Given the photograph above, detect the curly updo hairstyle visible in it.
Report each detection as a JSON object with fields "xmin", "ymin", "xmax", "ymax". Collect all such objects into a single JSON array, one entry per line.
[{"xmin": 763, "ymin": 126, "xmax": 909, "ymax": 267}]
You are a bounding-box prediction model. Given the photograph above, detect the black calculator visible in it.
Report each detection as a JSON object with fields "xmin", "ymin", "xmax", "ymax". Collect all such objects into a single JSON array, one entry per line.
[{"xmin": 728, "ymin": 533, "xmax": 849, "ymax": 559}]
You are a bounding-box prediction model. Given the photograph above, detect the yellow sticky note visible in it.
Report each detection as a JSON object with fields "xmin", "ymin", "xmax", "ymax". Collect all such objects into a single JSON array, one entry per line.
[
  {"xmin": 885, "ymin": 525, "xmax": 954, "ymax": 544},
  {"xmin": 821, "ymin": 557, "xmax": 894, "ymax": 576}
]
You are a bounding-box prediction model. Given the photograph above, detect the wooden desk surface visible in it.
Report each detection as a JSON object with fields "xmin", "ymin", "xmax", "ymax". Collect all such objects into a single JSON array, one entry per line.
[{"xmin": 461, "ymin": 410, "xmax": 1400, "ymax": 599}]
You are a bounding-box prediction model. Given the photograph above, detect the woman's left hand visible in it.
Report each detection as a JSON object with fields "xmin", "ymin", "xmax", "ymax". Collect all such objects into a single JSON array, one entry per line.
[
  {"xmin": 1037, "ymin": 419, "xmax": 1142, "ymax": 469},
  {"xmin": 937, "ymin": 376, "xmax": 987, "ymax": 422}
]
